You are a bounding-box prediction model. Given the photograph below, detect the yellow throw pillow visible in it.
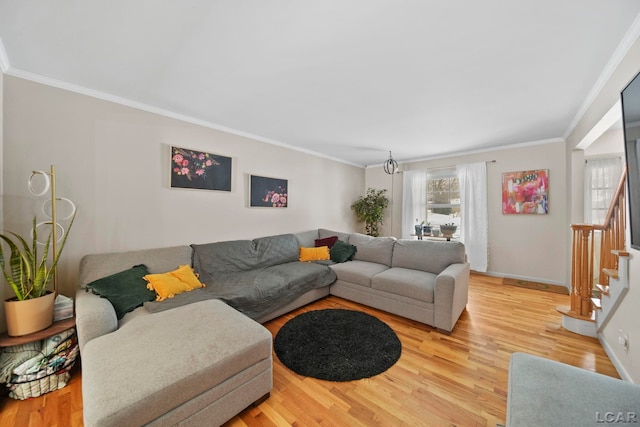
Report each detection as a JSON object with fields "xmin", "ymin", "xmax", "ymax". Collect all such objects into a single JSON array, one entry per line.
[
  {"xmin": 144, "ymin": 265, "xmax": 205, "ymax": 301},
  {"xmin": 299, "ymin": 246, "xmax": 330, "ymax": 262}
]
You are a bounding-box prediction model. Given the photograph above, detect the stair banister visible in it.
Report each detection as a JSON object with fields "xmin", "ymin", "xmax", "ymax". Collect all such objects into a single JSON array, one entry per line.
[{"xmin": 566, "ymin": 168, "xmax": 626, "ymax": 320}]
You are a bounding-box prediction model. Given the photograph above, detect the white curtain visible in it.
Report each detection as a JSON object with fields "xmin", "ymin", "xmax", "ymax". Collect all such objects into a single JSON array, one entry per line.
[
  {"xmin": 457, "ymin": 162, "xmax": 488, "ymax": 272},
  {"xmin": 584, "ymin": 157, "xmax": 623, "ymax": 224},
  {"xmin": 401, "ymin": 170, "xmax": 427, "ymax": 239}
]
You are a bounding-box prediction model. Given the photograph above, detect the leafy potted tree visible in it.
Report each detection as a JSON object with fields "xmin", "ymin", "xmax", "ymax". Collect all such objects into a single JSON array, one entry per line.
[
  {"xmin": 1, "ymin": 213, "xmax": 76, "ymax": 336},
  {"xmin": 351, "ymin": 188, "xmax": 389, "ymax": 237}
]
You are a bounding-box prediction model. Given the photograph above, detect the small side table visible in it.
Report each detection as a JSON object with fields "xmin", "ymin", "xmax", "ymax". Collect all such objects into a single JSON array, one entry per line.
[
  {"xmin": 0, "ymin": 317, "xmax": 76, "ymax": 348},
  {"xmin": 0, "ymin": 317, "xmax": 77, "ymax": 400}
]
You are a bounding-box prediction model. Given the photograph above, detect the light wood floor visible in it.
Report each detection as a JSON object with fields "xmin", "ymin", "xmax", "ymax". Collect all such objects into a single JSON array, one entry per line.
[{"xmin": 0, "ymin": 273, "xmax": 618, "ymax": 427}]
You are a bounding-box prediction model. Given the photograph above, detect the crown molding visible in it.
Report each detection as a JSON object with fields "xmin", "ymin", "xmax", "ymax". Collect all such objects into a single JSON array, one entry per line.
[
  {"xmin": 366, "ymin": 137, "xmax": 565, "ymax": 169},
  {"xmin": 0, "ymin": 37, "xmax": 10, "ymax": 73},
  {"xmin": 563, "ymin": 12, "xmax": 640, "ymax": 140},
  {"xmin": 4, "ymin": 67, "xmax": 363, "ymax": 168}
]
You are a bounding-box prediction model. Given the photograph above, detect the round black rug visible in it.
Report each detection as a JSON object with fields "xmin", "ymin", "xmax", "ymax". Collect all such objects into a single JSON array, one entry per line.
[{"xmin": 274, "ymin": 309, "xmax": 402, "ymax": 381}]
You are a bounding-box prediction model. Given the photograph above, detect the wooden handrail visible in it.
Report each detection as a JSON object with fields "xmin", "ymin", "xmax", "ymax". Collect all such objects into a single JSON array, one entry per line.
[{"xmin": 594, "ymin": 168, "xmax": 627, "ymax": 231}]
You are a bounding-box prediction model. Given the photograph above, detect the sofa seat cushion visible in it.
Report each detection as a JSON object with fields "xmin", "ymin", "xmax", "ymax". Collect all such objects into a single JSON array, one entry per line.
[
  {"xmin": 371, "ymin": 267, "xmax": 436, "ymax": 303},
  {"xmin": 82, "ymin": 299, "xmax": 272, "ymax": 427},
  {"xmin": 146, "ymin": 262, "xmax": 336, "ymax": 320},
  {"xmin": 205, "ymin": 262, "xmax": 336, "ymax": 319},
  {"xmin": 330, "ymin": 260, "xmax": 389, "ymax": 287}
]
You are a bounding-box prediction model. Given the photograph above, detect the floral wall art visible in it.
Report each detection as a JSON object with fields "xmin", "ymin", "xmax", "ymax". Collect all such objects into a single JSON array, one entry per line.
[
  {"xmin": 502, "ymin": 169, "xmax": 549, "ymax": 214},
  {"xmin": 250, "ymin": 175, "xmax": 288, "ymax": 207},
  {"xmin": 170, "ymin": 146, "xmax": 232, "ymax": 191}
]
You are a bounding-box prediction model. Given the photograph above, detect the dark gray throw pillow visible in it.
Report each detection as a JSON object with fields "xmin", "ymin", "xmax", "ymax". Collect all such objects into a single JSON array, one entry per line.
[
  {"xmin": 85, "ymin": 264, "xmax": 157, "ymax": 319},
  {"xmin": 330, "ymin": 240, "xmax": 358, "ymax": 263}
]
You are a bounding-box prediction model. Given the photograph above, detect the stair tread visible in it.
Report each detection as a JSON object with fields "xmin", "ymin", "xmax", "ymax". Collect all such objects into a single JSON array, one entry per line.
[
  {"xmin": 591, "ymin": 297, "xmax": 602, "ymax": 310},
  {"xmin": 595, "ymin": 283, "xmax": 610, "ymax": 296},
  {"xmin": 611, "ymin": 249, "xmax": 630, "ymax": 257},
  {"xmin": 556, "ymin": 305, "xmax": 595, "ymax": 322},
  {"xmin": 602, "ymin": 268, "xmax": 619, "ymax": 279}
]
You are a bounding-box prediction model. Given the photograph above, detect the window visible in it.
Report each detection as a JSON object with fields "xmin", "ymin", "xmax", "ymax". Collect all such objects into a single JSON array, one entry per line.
[
  {"xmin": 584, "ymin": 157, "xmax": 623, "ymax": 224},
  {"xmin": 426, "ymin": 170, "xmax": 460, "ymax": 232}
]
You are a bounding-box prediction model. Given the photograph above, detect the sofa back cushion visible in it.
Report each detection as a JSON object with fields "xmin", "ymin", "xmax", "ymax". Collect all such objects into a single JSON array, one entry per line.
[
  {"xmin": 293, "ymin": 230, "xmax": 320, "ymax": 248},
  {"xmin": 349, "ymin": 233, "xmax": 396, "ymax": 267},
  {"xmin": 392, "ymin": 240, "xmax": 466, "ymax": 274},
  {"xmin": 192, "ymin": 233, "xmax": 300, "ymax": 274},
  {"xmin": 192, "ymin": 240, "xmax": 258, "ymax": 274},
  {"xmin": 253, "ymin": 233, "xmax": 300, "ymax": 267},
  {"xmin": 318, "ymin": 228, "xmax": 351, "ymax": 243},
  {"xmin": 79, "ymin": 246, "xmax": 193, "ymax": 288}
]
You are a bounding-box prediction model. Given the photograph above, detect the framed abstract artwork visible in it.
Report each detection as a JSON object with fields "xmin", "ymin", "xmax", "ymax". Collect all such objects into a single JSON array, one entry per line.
[
  {"xmin": 250, "ymin": 175, "xmax": 288, "ymax": 207},
  {"xmin": 502, "ymin": 169, "xmax": 549, "ymax": 214},
  {"xmin": 170, "ymin": 146, "xmax": 232, "ymax": 191}
]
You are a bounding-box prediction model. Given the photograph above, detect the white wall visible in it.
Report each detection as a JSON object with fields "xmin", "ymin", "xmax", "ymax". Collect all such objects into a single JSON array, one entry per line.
[
  {"xmin": 2, "ymin": 76, "xmax": 364, "ymax": 300},
  {"xmin": 566, "ymin": 35, "xmax": 640, "ymax": 383},
  {"xmin": 366, "ymin": 141, "xmax": 569, "ymax": 285},
  {"xmin": 584, "ymin": 128, "xmax": 625, "ymax": 158}
]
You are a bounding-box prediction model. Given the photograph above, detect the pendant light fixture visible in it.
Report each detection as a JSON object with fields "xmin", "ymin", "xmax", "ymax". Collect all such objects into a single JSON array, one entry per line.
[{"xmin": 383, "ymin": 151, "xmax": 398, "ymax": 175}]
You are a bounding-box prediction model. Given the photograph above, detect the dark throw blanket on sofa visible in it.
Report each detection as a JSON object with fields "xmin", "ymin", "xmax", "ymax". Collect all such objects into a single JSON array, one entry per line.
[
  {"xmin": 145, "ymin": 234, "xmax": 337, "ymax": 320},
  {"xmin": 144, "ymin": 262, "xmax": 336, "ymax": 319}
]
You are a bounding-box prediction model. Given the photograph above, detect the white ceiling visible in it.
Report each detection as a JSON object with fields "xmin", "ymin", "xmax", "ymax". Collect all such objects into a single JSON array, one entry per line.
[{"xmin": 1, "ymin": 1, "xmax": 640, "ymax": 167}]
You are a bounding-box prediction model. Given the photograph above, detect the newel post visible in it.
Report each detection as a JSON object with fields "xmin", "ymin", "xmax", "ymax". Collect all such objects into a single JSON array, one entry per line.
[{"xmin": 570, "ymin": 224, "xmax": 595, "ymax": 317}]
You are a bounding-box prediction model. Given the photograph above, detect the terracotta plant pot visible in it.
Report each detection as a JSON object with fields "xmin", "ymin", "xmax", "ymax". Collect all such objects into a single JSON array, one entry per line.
[{"xmin": 4, "ymin": 291, "xmax": 55, "ymax": 336}]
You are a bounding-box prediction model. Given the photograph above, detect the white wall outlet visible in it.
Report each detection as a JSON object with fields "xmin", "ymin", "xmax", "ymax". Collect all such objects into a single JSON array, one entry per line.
[
  {"xmin": 618, "ymin": 329, "xmax": 630, "ymax": 352},
  {"xmin": 625, "ymin": 333, "xmax": 630, "ymax": 352}
]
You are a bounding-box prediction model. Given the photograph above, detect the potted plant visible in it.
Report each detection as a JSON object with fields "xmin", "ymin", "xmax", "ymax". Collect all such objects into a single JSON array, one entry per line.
[
  {"xmin": 1, "ymin": 213, "xmax": 76, "ymax": 336},
  {"xmin": 351, "ymin": 188, "xmax": 389, "ymax": 237},
  {"xmin": 423, "ymin": 221, "xmax": 432, "ymax": 236},
  {"xmin": 440, "ymin": 223, "xmax": 457, "ymax": 238}
]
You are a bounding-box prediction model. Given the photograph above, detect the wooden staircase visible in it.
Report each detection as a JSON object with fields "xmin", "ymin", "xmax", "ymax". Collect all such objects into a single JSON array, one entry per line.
[
  {"xmin": 558, "ymin": 169, "xmax": 628, "ymax": 336},
  {"xmin": 592, "ymin": 251, "xmax": 630, "ymax": 331}
]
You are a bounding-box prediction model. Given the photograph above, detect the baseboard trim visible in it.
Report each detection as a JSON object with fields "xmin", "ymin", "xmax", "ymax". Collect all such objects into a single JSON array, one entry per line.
[
  {"xmin": 480, "ymin": 270, "xmax": 568, "ymax": 288},
  {"xmin": 598, "ymin": 332, "xmax": 635, "ymax": 383}
]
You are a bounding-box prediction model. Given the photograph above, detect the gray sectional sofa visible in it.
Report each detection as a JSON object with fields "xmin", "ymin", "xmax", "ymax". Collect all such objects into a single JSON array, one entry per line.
[
  {"xmin": 76, "ymin": 228, "xmax": 470, "ymax": 426},
  {"xmin": 330, "ymin": 232, "xmax": 469, "ymax": 333}
]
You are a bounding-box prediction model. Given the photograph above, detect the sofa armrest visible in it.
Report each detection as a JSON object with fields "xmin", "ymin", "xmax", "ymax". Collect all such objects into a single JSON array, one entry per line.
[
  {"xmin": 507, "ymin": 352, "xmax": 640, "ymax": 427},
  {"xmin": 433, "ymin": 262, "xmax": 470, "ymax": 333},
  {"xmin": 75, "ymin": 289, "xmax": 118, "ymax": 354}
]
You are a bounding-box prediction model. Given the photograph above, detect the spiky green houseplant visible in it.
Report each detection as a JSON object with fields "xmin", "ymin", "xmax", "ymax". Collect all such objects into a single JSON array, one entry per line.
[
  {"xmin": 351, "ymin": 188, "xmax": 390, "ymax": 237},
  {"xmin": 0, "ymin": 212, "xmax": 76, "ymax": 301}
]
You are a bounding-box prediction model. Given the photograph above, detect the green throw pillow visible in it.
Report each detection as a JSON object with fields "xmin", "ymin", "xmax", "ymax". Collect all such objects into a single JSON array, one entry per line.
[
  {"xmin": 330, "ymin": 240, "xmax": 357, "ymax": 263},
  {"xmin": 85, "ymin": 264, "xmax": 157, "ymax": 319}
]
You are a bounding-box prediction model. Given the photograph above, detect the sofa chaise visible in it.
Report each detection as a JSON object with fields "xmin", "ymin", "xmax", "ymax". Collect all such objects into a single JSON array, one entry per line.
[{"xmin": 76, "ymin": 228, "xmax": 470, "ymax": 426}]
